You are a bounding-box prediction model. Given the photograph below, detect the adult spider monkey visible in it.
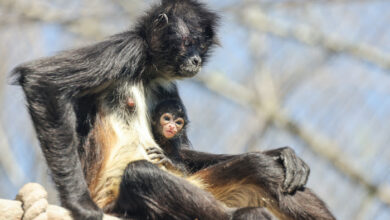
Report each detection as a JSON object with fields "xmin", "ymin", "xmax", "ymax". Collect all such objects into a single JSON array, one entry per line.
[
  {"xmin": 12, "ymin": 0, "xmax": 325, "ymax": 219},
  {"xmin": 116, "ymin": 99, "xmax": 334, "ymax": 220}
]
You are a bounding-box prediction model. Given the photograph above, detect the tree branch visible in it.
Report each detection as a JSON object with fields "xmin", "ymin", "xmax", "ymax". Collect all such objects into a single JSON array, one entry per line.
[{"xmin": 232, "ymin": 6, "xmax": 390, "ymax": 70}]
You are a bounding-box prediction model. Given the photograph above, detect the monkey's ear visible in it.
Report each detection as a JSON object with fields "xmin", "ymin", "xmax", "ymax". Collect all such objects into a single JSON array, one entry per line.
[{"xmin": 153, "ymin": 13, "xmax": 169, "ymax": 29}]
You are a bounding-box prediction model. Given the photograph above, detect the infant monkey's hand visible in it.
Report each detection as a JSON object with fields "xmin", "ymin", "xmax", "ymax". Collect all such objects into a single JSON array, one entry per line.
[{"xmin": 146, "ymin": 146, "xmax": 175, "ymax": 169}]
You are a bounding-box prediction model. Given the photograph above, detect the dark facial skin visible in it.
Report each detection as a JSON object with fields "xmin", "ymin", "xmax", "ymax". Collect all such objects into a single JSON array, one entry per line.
[{"xmin": 145, "ymin": 1, "xmax": 219, "ymax": 80}]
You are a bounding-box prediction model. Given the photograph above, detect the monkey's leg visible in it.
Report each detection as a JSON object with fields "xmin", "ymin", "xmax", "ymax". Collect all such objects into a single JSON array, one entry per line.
[
  {"xmin": 193, "ymin": 152, "xmax": 335, "ymax": 220},
  {"xmin": 108, "ymin": 160, "xmax": 230, "ymax": 220}
]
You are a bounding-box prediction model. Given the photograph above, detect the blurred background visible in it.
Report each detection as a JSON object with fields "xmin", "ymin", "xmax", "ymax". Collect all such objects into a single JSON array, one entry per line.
[{"xmin": 0, "ymin": 0, "xmax": 389, "ymax": 219}]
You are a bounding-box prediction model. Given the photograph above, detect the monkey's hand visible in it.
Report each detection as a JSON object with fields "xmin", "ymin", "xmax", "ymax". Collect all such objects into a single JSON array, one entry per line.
[
  {"xmin": 146, "ymin": 147, "xmax": 175, "ymax": 169},
  {"xmin": 264, "ymin": 147, "xmax": 310, "ymax": 194}
]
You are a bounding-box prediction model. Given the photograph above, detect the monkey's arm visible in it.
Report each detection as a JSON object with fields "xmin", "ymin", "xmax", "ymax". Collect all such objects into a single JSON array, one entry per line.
[
  {"xmin": 179, "ymin": 148, "xmax": 236, "ymax": 173},
  {"xmin": 12, "ymin": 33, "xmax": 146, "ymax": 220},
  {"xmin": 180, "ymin": 147, "xmax": 309, "ymax": 193},
  {"xmin": 14, "ymin": 32, "xmax": 146, "ymax": 97}
]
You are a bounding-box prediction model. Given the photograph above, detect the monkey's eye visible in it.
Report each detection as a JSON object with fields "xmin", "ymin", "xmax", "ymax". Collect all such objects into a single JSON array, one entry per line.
[
  {"xmin": 161, "ymin": 113, "xmax": 173, "ymax": 123},
  {"xmin": 183, "ymin": 37, "xmax": 191, "ymax": 46},
  {"xmin": 199, "ymin": 43, "xmax": 207, "ymax": 52},
  {"xmin": 175, "ymin": 118, "xmax": 184, "ymax": 126}
]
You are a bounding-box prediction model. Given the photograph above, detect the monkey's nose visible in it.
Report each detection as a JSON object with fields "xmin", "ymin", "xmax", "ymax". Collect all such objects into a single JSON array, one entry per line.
[{"xmin": 191, "ymin": 56, "xmax": 201, "ymax": 66}]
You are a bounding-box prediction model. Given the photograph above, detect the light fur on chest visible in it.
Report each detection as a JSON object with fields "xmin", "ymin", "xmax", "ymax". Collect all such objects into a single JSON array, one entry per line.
[{"xmin": 91, "ymin": 82, "xmax": 160, "ymax": 208}]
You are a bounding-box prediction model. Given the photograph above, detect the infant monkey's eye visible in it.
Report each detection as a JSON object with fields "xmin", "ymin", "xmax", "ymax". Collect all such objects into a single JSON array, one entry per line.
[
  {"xmin": 161, "ymin": 113, "xmax": 173, "ymax": 121},
  {"xmin": 175, "ymin": 118, "xmax": 184, "ymax": 126}
]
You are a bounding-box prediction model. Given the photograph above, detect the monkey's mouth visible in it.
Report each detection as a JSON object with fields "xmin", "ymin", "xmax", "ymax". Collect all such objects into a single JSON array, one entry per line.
[
  {"xmin": 163, "ymin": 129, "xmax": 177, "ymax": 139},
  {"xmin": 179, "ymin": 64, "xmax": 201, "ymax": 77}
]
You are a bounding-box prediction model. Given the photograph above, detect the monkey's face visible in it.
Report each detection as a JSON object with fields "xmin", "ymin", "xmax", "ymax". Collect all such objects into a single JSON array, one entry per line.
[
  {"xmin": 172, "ymin": 19, "xmax": 213, "ymax": 77},
  {"xmin": 146, "ymin": 0, "xmax": 219, "ymax": 79},
  {"xmin": 159, "ymin": 113, "xmax": 185, "ymax": 139}
]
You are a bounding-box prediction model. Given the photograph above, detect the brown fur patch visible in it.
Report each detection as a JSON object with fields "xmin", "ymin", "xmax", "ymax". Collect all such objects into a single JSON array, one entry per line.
[
  {"xmin": 205, "ymin": 181, "xmax": 268, "ymax": 208},
  {"xmin": 192, "ymin": 171, "xmax": 290, "ymax": 219},
  {"xmin": 88, "ymin": 112, "xmax": 119, "ymax": 208}
]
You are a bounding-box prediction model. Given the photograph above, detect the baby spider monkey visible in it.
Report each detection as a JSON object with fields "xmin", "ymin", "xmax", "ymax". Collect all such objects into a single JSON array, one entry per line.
[{"xmin": 149, "ymin": 99, "xmax": 189, "ymax": 172}]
